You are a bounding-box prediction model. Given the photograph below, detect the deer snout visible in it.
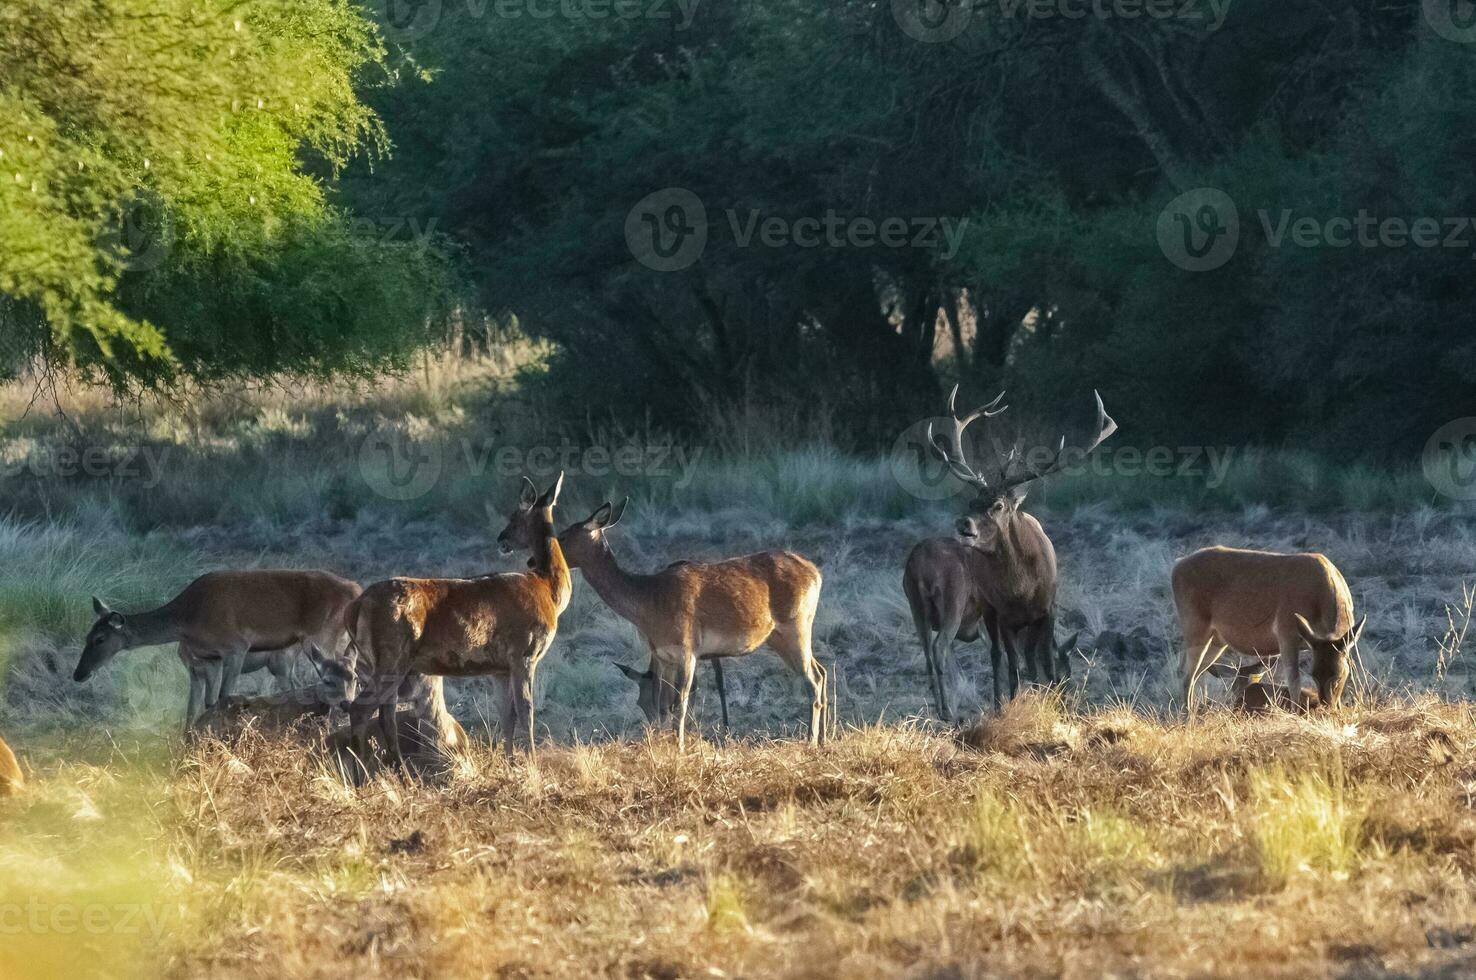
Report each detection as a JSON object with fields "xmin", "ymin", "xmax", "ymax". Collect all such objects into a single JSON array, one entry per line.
[{"xmin": 955, "ymin": 517, "xmax": 978, "ymax": 539}]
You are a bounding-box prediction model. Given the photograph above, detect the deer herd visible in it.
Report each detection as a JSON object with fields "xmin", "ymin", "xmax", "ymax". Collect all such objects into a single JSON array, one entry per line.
[{"xmin": 0, "ymin": 387, "xmax": 1369, "ymax": 789}]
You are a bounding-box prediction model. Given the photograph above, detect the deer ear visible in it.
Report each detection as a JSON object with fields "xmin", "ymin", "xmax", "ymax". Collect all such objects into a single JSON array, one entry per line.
[
  {"xmin": 538, "ymin": 471, "xmax": 565, "ymax": 508},
  {"xmin": 1009, "ymin": 487, "xmax": 1027, "ymax": 508},
  {"xmin": 1059, "ymin": 631, "xmax": 1079, "ymax": 654},
  {"xmin": 1345, "ymin": 614, "xmax": 1368, "ymax": 647},
  {"xmin": 306, "ymin": 644, "xmax": 330, "ymax": 679},
  {"xmin": 606, "ymin": 497, "xmax": 628, "ymax": 528},
  {"xmin": 92, "ymin": 596, "xmax": 110, "ymax": 617},
  {"xmin": 1293, "ymin": 613, "xmax": 1325, "ymax": 644},
  {"xmin": 518, "ymin": 477, "xmax": 537, "ymax": 509},
  {"xmin": 614, "ymin": 663, "xmax": 643, "ymax": 682}
]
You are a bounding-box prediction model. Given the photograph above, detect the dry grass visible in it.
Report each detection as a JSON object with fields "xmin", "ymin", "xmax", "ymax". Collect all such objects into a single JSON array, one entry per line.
[{"xmin": 4, "ymin": 696, "xmax": 1476, "ymax": 978}]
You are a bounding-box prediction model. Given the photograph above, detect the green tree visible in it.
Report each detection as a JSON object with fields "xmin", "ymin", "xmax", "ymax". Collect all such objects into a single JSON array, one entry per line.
[{"xmin": 0, "ymin": 0, "xmax": 451, "ymax": 385}]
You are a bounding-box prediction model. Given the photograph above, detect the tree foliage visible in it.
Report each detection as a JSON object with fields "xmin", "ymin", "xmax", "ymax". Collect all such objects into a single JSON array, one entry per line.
[
  {"xmin": 342, "ymin": 0, "xmax": 1476, "ymax": 455},
  {"xmin": 0, "ymin": 0, "xmax": 450, "ymax": 385}
]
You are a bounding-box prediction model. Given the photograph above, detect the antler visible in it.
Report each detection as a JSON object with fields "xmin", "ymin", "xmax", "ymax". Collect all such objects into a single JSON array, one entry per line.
[
  {"xmin": 996, "ymin": 389, "xmax": 1118, "ymax": 492},
  {"xmin": 925, "ymin": 385, "xmax": 1007, "ymax": 491}
]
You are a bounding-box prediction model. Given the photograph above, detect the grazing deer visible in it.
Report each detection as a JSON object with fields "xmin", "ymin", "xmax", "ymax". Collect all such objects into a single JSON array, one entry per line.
[
  {"xmin": 74, "ymin": 570, "xmax": 362, "ymax": 732},
  {"xmin": 926, "ymin": 387, "xmax": 1117, "ymax": 701},
  {"xmin": 558, "ymin": 499, "xmax": 827, "ymax": 750},
  {"xmin": 317, "ymin": 474, "xmax": 571, "ymax": 765},
  {"xmin": 0, "ymin": 734, "xmax": 22, "ymax": 797},
  {"xmin": 615, "ymin": 657, "xmax": 731, "ymax": 731},
  {"xmin": 1172, "ymin": 545, "xmax": 1365, "ymax": 713}
]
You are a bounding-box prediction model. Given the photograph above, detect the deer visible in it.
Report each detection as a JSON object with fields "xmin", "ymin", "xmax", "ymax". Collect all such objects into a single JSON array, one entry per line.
[
  {"xmin": 556, "ymin": 498, "xmax": 827, "ymax": 750},
  {"xmin": 1172, "ymin": 545, "xmax": 1365, "ymax": 714},
  {"xmin": 904, "ymin": 537, "xmax": 999, "ymax": 719},
  {"xmin": 314, "ymin": 473, "xmax": 571, "ymax": 766},
  {"xmin": 904, "ymin": 537, "xmax": 1083, "ymax": 718},
  {"xmin": 73, "ymin": 570, "xmax": 363, "ymax": 733},
  {"xmin": 925, "ymin": 386, "xmax": 1117, "ymax": 704},
  {"xmin": 0, "ymin": 734, "xmax": 22, "ymax": 797},
  {"xmin": 614, "ymin": 656, "xmax": 731, "ymax": 733}
]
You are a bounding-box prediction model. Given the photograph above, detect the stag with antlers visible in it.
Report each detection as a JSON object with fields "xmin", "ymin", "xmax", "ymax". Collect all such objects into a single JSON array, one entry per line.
[{"xmin": 922, "ymin": 386, "xmax": 1117, "ymax": 706}]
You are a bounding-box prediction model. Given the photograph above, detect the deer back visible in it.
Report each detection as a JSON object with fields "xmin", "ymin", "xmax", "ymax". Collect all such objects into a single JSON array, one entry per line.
[
  {"xmin": 640, "ymin": 551, "xmax": 819, "ymax": 652},
  {"xmin": 904, "ymin": 538, "xmax": 992, "ymax": 637},
  {"xmin": 1173, "ymin": 546, "xmax": 1354, "ymax": 654},
  {"xmin": 168, "ymin": 570, "xmax": 362, "ymax": 649}
]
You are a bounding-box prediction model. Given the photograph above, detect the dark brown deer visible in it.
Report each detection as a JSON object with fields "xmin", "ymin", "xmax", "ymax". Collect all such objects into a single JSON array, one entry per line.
[
  {"xmin": 904, "ymin": 537, "xmax": 998, "ymax": 718},
  {"xmin": 926, "ymin": 387, "xmax": 1117, "ymax": 701}
]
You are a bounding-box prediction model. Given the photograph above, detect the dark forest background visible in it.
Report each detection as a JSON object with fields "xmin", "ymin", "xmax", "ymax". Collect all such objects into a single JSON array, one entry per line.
[{"xmin": 4, "ymin": 0, "xmax": 1475, "ymax": 458}]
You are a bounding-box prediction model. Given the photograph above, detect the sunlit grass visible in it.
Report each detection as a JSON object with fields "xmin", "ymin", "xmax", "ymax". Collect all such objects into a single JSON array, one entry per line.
[{"xmin": 1251, "ymin": 764, "xmax": 1366, "ymax": 888}]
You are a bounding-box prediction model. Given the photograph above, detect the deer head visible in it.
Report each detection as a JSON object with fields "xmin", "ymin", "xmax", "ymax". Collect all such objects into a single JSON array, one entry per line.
[
  {"xmin": 1294, "ymin": 612, "xmax": 1366, "ymax": 706},
  {"xmin": 495, "ymin": 473, "xmax": 565, "ymax": 556},
  {"xmin": 74, "ymin": 597, "xmax": 131, "ymax": 682},
  {"xmin": 558, "ymin": 498, "xmax": 629, "ymax": 569},
  {"xmin": 927, "ymin": 386, "xmax": 1117, "ymax": 553}
]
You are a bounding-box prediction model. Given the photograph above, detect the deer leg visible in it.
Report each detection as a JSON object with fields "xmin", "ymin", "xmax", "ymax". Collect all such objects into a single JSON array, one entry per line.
[
  {"xmin": 520, "ymin": 661, "xmax": 539, "ymax": 764},
  {"xmin": 1178, "ymin": 618, "xmax": 1217, "ymax": 717},
  {"xmin": 217, "ymin": 652, "xmax": 245, "ymax": 704},
  {"xmin": 180, "ymin": 646, "xmax": 208, "ymax": 735},
  {"xmin": 907, "ymin": 597, "xmax": 945, "ymax": 721},
  {"xmin": 711, "ymin": 658, "xmax": 730, "ymax": 734},
  {"xmin": 998, "ymin": 625, "xmax": 1024, "ymax": 701},
  {"xmin": 986, "ymin": 612, "xmax": 1006, "ymax": 709},
  {"xmin": 767, "ymin": 623, "xmax": 827, "ymax": 746},
  {"xmin": 933, "ymin": 610, "xmax": 965, "ymax": 723},
  {"xmin": 266, "ymin": 649, "xmax": 293, "ymax": 694},
  {"xmin": 1274, "ymin": 628, "xmax": 1303, "ymax": 703},
  {"xmin": 674, "ymin": 653, "xmax": 697, "ymax": 752},
  {"xmin": 498, "ymin": 673, "xmax": 519, "ymax": 758}
]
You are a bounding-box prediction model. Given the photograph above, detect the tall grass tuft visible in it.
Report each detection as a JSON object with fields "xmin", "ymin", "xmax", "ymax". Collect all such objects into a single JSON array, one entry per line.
[{"xmin": 1251, "ymin": 764, "xmax": 1365, "ymax": 887}]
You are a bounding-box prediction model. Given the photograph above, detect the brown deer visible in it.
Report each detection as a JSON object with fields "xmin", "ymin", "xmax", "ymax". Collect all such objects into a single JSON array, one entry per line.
[
  {"xmin": 316, "ymin": 474, "xmax": 571, "ymax": 765},
  {"xmin": 0, "ymin": 734, "xmax": 22, "ymax": 797},
  {"xmin": 74, "ymin": 570, "xmax": 362, "ymax": 732},
  {"xmin": 926, "ymin": 387, "xmax": 1117, "ymax": 701},
  {"xmin": 904, "ymin": 537, "xmax": 1083, "ymax": 717},
  {"xmin": 1172, "ymin": 545, "xmax": 1365, "ymax": 713},
  {"xmin": 557, "ymin": 499, "xmax": 827, "ymax": 750},
  {"xmin": 904, "ymin": 537, "xmax": 998, "ymax": 718}
]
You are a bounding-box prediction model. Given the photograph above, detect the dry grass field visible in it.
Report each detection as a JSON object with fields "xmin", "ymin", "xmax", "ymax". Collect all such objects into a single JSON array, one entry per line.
[{"xmin": 2, "ymin": 356, "xmax": 1475, "ymax": 978}]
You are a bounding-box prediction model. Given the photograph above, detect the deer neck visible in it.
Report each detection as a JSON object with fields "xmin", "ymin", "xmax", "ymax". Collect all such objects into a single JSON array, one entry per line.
[
  {"xmin": 529, "ymin": 505, "xmax": 572, "ymax": 614},
  {"xmin": 577, "ymin": 540, "xmax": 651, "ymax": 629},
  {"xmin": 124, "ymin": 603, "xmax": 183, "ymax": 649},
  {"xmin": 989, "ymin": 514, "xmax": 1047, "ymax": 602}
]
